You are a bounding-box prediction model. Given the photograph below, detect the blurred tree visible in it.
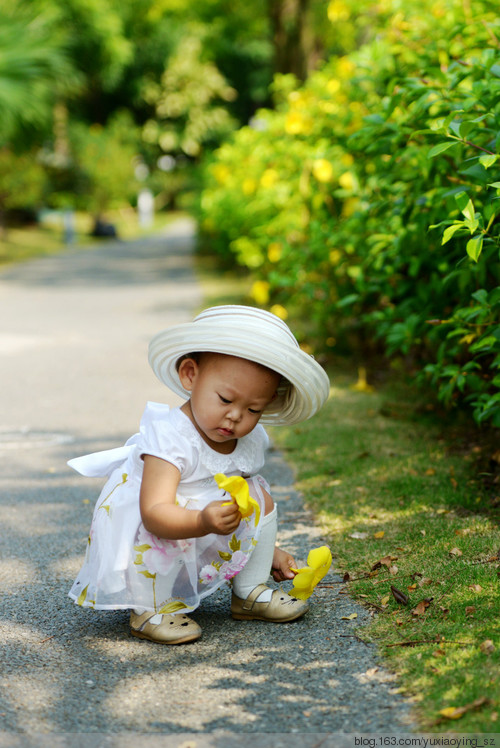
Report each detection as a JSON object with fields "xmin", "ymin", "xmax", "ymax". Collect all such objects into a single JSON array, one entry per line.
[
  {"xmin": 142, "ymin": 33, "xmax": 237, "ymax": 159},
  {"xmin": 0, "ymin": 1, "xmax": 76, "ymax": 147}
]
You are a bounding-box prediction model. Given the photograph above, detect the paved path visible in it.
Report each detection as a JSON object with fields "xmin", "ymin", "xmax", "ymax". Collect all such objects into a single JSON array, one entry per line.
[{"xmin": 0, "ymin": 219, "xmax": 415, "ymax": 744}]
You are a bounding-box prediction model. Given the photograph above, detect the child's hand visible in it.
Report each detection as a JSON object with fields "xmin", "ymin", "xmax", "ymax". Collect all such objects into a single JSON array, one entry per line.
[
  {"xmin": 200, "ymin": 500, "xmax": 241, "ymax": 536},
  {"xmin": 271, "ymin": 546, "xmax": 297, "ymax": 582}
]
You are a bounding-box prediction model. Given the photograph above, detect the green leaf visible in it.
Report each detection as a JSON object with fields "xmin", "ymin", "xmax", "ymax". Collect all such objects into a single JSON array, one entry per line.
[
  {"xmin": 488, "ymin": 182, "xmax": 500, "ymax": 188},
  {"xmin": 471, "ymin": 289, "xmax": 489, "ymax": 305},
  {"xmin": 460, "ymin": 197, "xmax": 475, "ymax": 223},
  {"xmin": 469, "ymin": 335, "xmax": 499, "ymax": 352},
  {"xmin": 479, "ymin": 154, "xmax": 497, "ymax": 169},
  {"xmin": 466, "ymin": 235, "xmax": 483, "ymax": 262},
  {"xmin": 428, "ymin": 141, "xmax": 458, "ymax": 158},
  {"xmin": 454, "ymin": 191, "xmax": 470, "ymax": 212},
  {"xmin": 442, "ymin": 223, "xmax": 466, "ymax": 244},
  {"xmin": 229, "ymin": 533, "xmax": 241, "ymax": 552}
]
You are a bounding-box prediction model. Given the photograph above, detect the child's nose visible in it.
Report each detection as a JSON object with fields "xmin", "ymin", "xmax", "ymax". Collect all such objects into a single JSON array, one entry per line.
[{"xmin": 227, "ymin": 405, "xmax": 242, "ymax": 422}]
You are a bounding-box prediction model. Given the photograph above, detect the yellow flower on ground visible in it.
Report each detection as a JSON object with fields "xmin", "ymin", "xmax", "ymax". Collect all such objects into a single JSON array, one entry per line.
[
  {"xmin": 312, "ymin": 158, "xmax": 333, "ymax": 183},
  {"xmin": 251, "ymin": 280, "xmax": 270, "ymax": 305},
  {"xmin": 214, "ymin": 473, "xmax": 261, "ymax": 525},
  {"xmin": 290, "ymin": 545, "xmax": 332, "ymax": 600}
]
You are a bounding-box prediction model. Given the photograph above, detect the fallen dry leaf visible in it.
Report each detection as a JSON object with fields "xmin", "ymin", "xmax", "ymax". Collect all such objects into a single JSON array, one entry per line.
[
  {"xmin": 343, "ymin": 572, "xmax": 351, "ymax": 582},
  {"xmin": 380, "ymin": 595, "xmax": 390, "ymax": 606},
  {"xmin": 425, "ymin": 468, "xmax": 436, "ymax": 476},
  {"xmin": 480, "ymin": 640, "xmax": 495, "ymax": 654},
  {"xmin": 373, "ymin": 531, "xmax": 385, "ymax": 539},
  {"xmin": 412, "ymin": 599, "xmax": 432, "ymax": 616},
  {"xmin": 341, "ymin": 613, "xmax": 358, "ymax": 620},
  {"xmin": 349, "ymin": 532, "xmax": 368, "ymax": 540},
  {"xmin": 439, "ymin": 697, "xmax": 489, "ymax": 720},
  {"xmin": 455, "ymin": 528, "xmax": 471, "ymax": 536},
  {"xmin": 465, "ymin": 606, "xmax": 476, "ymax": 617},
  {"xmin": 433, "ymin": 649, "xmax": 446, "ymax": 657},
  {"xmin": 468, "ymin": 584, "xmax": 482, "ymax": 593},
  {"xmin": 449, "ymin": 547, "xmax": 463, "ymax": 557},
  {"xmin": 391, "ymin": 585, "xmax": 409, "ymax": 606},
  {"xmin": 389, "ymin": 565, "xmax": 399, "ymax": 575},
  {"xmin": 419, "ymin": 577, "xmax": 433, "ymax": 587},
  {"xmin": 407, "ymin": 584, "xmax": 417, "ymax": 591}
]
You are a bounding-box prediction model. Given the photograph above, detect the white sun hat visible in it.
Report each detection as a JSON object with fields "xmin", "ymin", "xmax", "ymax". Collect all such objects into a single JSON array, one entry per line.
[{"xmin": 148, "ymin": 305, "xmax": 330, "ymax": 425}]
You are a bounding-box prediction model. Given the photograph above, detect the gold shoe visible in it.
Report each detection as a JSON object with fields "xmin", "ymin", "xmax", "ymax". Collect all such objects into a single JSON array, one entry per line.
[
  {"xmin": 231, "ymin": 583, "xmax": 308, "ymax": 622},
  {"xmin": 130, "ymin": 610, "xmax": 201, "ymax": 644}
]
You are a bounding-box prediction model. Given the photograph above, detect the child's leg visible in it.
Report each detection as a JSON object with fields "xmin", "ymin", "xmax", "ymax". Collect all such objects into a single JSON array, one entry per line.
[
  {"xmin": 231, "ymin": 499, "xmax": 308, "ymax": 622},
  {"xmin": 232, "ymin": 505, "xmax": 277, "ymax": 603}
]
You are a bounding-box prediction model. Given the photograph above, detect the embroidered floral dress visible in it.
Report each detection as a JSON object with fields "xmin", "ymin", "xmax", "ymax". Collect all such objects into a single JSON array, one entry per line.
[{"xmin": 68, "ymin": 402, "xmax": 268, "ymax": 615}]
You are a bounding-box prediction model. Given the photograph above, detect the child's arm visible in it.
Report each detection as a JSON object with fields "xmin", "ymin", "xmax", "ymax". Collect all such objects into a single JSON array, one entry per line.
[{"xmin": 140, "ymin": 454, "xmax": 242, "ymax": 540}]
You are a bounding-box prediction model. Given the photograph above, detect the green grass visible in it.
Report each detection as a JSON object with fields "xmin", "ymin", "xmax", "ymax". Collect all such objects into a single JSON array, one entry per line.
[{"xmin": 270, "ymin": 371, "xmax": 499, "ymax": 732}]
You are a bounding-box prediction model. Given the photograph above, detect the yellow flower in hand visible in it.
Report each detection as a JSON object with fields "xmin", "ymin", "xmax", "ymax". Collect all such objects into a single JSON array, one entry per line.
[
  {"xmin": 290, "ymin": 546, "xmax": 332, "ymax": 600},
  {"xmin": 214, "ymin": 473, "xmax": 261, "ymax": 525}
]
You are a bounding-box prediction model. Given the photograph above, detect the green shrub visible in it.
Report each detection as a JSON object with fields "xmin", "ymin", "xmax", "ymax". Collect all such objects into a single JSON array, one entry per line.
[{"xmin": 197, "ymin": 0, "xmax": 500, "ymax": 426}]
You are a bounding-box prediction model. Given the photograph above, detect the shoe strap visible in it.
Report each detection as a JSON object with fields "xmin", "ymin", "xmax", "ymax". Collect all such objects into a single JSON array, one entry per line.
[
  {"xmin": 131, "ymin": 610, "xmax": 157, "ymax": 631},
  {"xmin": 241, "ymin": 583, "xmax": 270, "ymax": 611}
]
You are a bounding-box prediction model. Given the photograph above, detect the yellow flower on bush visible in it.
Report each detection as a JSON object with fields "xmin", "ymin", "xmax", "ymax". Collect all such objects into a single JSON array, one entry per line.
[
  {"xmin": 337, "ymin": 57, "xmax": 355, "ymax": 79},
  {"xmin": 339, "ymin": 171, "xmax": 355, "ymax": 190},
  {"xmin": 215, "ymin": 473, "xmax": 260, "ymax": 525},
  {"xmin": 213, "ymin": 164, "xmax": 230, "ymax": 185},
  {"xmin": 329, "ymin": 249, "xmax": 342, "ymax": 265},
  {"xmin": 285, "ymin": 111, "xmax": 313, "ymax": 135},
  {"xmin": 251, "ymin": 280, "xmax": 270, "ymax": 305},
  {"xmin": 242, "ymin": 178, "xmax": 257, "ymax": 195},
  {"xmin": 342, "ymin": 197, "xmax": 360, "ymax": 218},
  {"xmin": 270, "ymin": 304, "xmax": 288, "ymax": 320},
  {"xmin": 312, "ymin": 159, "xmax": 333, "ymax": 183},
  {"xmin": 327, "ymin": 0, "xmax": 349, "ymax": 21},
  {"xmin": 290, "ymin": 546, "xmax": 332, "ymax": 600},
  {"xmin": 327, "ymin": 79, "xmax": 341, "ymax": 94},
  {"xmin": 260, "ymin": 169, "xmax": 279, "ymax": 189},
  {"xmin": 267, "ymin": 242, "xmax": 282, "ymax": 263}
]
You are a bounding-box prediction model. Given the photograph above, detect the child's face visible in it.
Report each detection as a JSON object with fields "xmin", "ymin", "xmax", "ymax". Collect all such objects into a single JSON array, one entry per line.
[{"xmin": 179, "ymin": 353, "xmax": 280, "ymax": 452}]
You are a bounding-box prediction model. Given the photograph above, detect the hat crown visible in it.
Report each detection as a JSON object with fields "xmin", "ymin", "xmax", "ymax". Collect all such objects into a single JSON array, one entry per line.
[{"xmin": 193, "ymin": 305, "xmax": 299, "ymax": 348}]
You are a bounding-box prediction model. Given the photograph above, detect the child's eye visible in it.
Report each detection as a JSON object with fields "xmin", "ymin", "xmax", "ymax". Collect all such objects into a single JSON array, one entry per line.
[
  {"xmin": 248, "ymin": 408, "xmax": 261, "ymax": 414},
  {"xmin": 218, "ymin": 395, "xmax": 231, "ymax": 404}
]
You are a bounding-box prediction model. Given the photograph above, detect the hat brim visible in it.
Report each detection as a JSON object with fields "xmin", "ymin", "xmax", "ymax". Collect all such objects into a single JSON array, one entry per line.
[{"xmin": 148, "ymin": 314, "xmax": 330, "ymax": 425}]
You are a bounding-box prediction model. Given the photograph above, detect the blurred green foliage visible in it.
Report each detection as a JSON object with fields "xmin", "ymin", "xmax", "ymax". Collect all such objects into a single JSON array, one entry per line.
[{"xmin": 197, "ymin": 0, "xmax": 500, "ymax": 426}]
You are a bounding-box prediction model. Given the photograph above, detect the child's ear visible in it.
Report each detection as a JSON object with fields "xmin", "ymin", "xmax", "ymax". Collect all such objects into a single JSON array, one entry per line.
[{"xmin": 178, "ymin": 358, "xmax": 199, "ymax": 391}]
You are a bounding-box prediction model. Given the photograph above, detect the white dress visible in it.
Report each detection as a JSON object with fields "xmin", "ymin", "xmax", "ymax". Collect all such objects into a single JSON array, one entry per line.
[{"xmin": 68, "ymin": 402, "xmax": 269, "ymax": 615}]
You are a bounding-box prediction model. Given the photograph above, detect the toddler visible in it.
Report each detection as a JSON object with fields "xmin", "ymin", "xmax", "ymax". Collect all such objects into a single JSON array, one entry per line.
[{"xmin": 68, "ymin": 305, "xmax": 330, "ymax": 644}]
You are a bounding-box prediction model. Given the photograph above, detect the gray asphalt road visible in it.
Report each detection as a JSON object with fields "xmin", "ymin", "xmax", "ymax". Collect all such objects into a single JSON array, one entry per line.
[{"xmin": 0, "ymin": 218, "xmax": 415, "ymax": 743}]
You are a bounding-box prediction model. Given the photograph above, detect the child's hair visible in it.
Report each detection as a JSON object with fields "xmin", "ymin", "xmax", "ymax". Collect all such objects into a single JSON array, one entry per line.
[{"xmin": 175, "ymin": 351, "xmax": 293, "ymax": 415}]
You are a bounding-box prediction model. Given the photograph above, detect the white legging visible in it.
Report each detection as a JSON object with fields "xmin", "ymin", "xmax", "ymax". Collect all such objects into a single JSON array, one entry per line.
[{"xmin": 232, "ymin": 504, "xmax": 277, "ymax": 603}]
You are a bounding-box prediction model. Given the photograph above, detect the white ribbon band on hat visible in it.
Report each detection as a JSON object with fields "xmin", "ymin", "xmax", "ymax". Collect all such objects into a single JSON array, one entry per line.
[{"xmin": 148, "ymin": 305, "xmax": 330, "ymax": 426}]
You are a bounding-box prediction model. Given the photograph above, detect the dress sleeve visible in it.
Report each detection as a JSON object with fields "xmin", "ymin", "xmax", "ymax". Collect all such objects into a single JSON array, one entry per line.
[{"xmin": 136, "ymin": 402, "xmax": 190, "ymax": 475}]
